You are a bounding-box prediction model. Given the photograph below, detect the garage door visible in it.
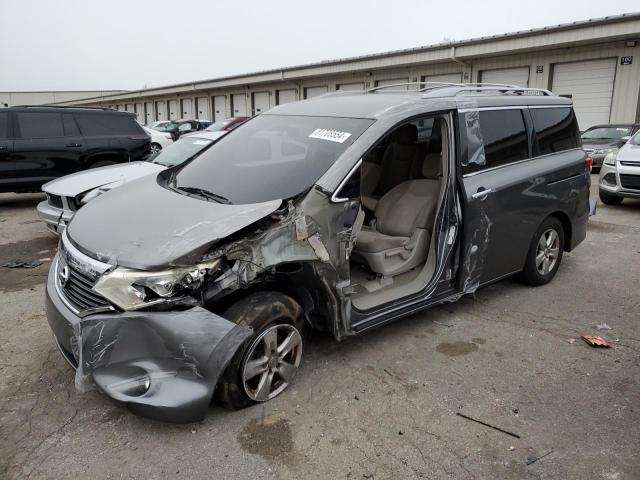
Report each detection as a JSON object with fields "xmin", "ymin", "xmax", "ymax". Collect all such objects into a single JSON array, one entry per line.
[
  {"xmin": 196, "ymin": 97, "xmax": 210, "ymax": 120},
  {"xmin": 422, "ymin": 72, "xmax": 463, "ymax": 85},
  {"xmin": 337, "ymin": 82, "xmax": 365, "ymax": 91},
  {"xmin": 304, "ymin": 86, "xmax": 328, "ymax": 99},
  {"xmin": 213, "ymin": 96, "xmax": 227, "ymax": 120},
  {"xmin": 144, "ymin": 102, "xmax": 154, "ymax": 124},
  {"xmin": 181, "ymin": 98, "xmax": 194, "ymax": 119},
  {"xmin": 155, "ymin": 101, "xmax": 166, "ymax": 120},
  {"xmin": 480, "ymin": 67, "xmax": 530, "ymax": 87},
  {"xmin": 134, "ymin": 103, "xmax": 143, "ymax": 123},
  {"xmin": 168, "ymin": 100, "xmax": 179, "ymax": 120},
  {"xmin": 252, "ymin": 91, "xmax": 271, "ymax": 115},
  {"xmin": 126, "ymin": 103, "xmax": 134, "ymax": 113},
  {"xmin": 551, "ymin": 58, "xmax": 617, "ymax": 130},
  {"xmin": 375, "ymin": 78, "xmax": 410, "ymax": 90},
  {"xmin": 276, "ymin": 89, "xmax": 297, "ymax": 105},
  {"xmin": 232, "ymin": 94, "xmax": 248, "ymax": 116}
]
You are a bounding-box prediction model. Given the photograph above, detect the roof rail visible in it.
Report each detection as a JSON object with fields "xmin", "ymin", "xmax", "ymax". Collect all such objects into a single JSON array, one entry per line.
[
  {"xmin": 421, "ymin": 83, "xmax": 554, "ymax": 97},
  {"xmin": 10, "ymin": 105, "xmax": 117, "ymax": 111},
  {"xmin": 366, "ymin": 82, "xmax": 427, "ymax": 92}
]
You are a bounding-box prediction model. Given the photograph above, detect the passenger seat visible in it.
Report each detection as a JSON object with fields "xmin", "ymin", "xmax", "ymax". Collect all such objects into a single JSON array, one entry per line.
[
  {"xmin": 361, "ymin": 123, "xmax": 422, "ymax": 211},
  {"xmin": 352, "ymin": 151, "xmax": 442, "ymax": 277}
]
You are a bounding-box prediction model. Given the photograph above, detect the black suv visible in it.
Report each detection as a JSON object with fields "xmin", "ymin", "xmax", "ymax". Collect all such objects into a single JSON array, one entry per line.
[{"xmin": 0, "ymin": 106, "xmax": 150, "ymax": 193}]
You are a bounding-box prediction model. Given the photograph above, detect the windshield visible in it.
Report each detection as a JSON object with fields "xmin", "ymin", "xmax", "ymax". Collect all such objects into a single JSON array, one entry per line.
[
  {"xmin": 581, "ymin": 126, "xmax": 631, "ymax": 140},
  {"xmin": 172, "ymin": 115, "xmax": 374, "ymax": 204},
  {"xmin": 150, "ymin": 137, "xmax": 213, "ymax": 167},
  {"xmin": 153, "ymin": 121, "xmax": 178, "ymax": 132}
]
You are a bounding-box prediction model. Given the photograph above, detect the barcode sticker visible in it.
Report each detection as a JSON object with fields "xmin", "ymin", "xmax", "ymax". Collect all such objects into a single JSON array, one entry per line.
[{"xmin": 308, "ymin": 128, "xmax": 352, "ymax": 143}]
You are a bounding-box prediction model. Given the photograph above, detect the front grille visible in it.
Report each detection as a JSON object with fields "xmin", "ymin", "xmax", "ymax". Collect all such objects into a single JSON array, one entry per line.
[
  {"xmin": 61, "ymin": 263, "xmax": 112, "ymax": 311},
  {"xmin": 620, "ymin": 174, "xmax": 640, "ymax": 190},
  {"xmin": 47, "ymin": 193, "xmax": 63, "ymax": 209}
]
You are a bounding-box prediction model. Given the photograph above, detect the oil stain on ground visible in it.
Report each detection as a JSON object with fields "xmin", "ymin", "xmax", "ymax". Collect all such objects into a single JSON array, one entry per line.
[
  {"xmin": 436, "ymin": 341, "xmax": 479, "ymax": 356},
  {"xmin": 0, "ymin": 236, "xmax": 57, "ymax": 292},
  {"xmin": 238, "ymin": 415, "xmax": 295, "ymax": 464}
]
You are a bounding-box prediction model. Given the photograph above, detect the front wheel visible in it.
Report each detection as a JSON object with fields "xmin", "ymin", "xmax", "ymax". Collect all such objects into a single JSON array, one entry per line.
[
  {"xmin": 150, "ymin": 142, "xmax": 162, "ymax": 155},
  {"xmin": 215, "ymin": 291, "xmax": 305, "ymax": 410},
  {"xmin": 519, "ymin": 217, "xmax": 564, "ymax": 286}
]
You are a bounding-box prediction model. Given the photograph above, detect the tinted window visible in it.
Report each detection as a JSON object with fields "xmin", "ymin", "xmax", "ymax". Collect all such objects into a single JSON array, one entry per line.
[
  {"xmin": 464, "ymin": 109, "xmax": 529, "ymax": 174},
  {"xmin": 531, "ymin": 108, "xmax": 580, "ymax": 156},
  {"xmin": 75, "ymin": 113, "xmax": 143, "ymax": 136},
  {"xmin": 0, "ymin": 112, "xmax": 8, "ymax": 139},
  {"xmin": 62, "ymin": 114, "xmax": 80, "ymax": 136},
  {"xmin": 16, "ymin": 112, "xmax": 64, "ymax": 138},
  {"xmin": 173, "ymin": 115, "xmax": 374, "ymax": 204}
]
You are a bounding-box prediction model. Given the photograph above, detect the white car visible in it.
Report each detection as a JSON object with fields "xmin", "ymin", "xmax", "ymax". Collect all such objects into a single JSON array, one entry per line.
[
  {"xmin": 37, "ymin": 131, "xmax": 227, "ymax": 235},
  {"xmin": 143, "ymin": 126, "xmax": 173, "ymax": 154},
  {"xmin": 598, "ymin": 130, "xmax": 640, "ymax": 205}
]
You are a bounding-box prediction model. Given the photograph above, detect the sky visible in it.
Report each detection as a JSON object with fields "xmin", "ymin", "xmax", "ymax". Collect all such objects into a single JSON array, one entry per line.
[{"xmin": 1, "ymin": 0, "xmax": 638, "ymax": 92}]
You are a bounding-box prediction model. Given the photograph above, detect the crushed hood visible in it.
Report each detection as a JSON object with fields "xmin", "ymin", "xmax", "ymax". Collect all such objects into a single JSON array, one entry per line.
[
  {"xmin": 43, "ymin": 161, "xmax": 165, "ymax": 197},
  {"xmin": 67, "ymin": 175, "xmax": 282, "ymax": 269}
]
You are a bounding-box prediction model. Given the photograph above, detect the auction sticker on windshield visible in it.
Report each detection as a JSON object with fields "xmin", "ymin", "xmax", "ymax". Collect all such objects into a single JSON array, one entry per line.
[{"xmin": 309, "ymin": 128, "xmax": 352, "ymax": 143}]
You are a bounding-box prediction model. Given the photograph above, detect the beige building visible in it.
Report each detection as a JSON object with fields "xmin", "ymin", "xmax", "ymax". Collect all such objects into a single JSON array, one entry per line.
[
  {"xmin": 0, "ymin": 91, "xmax": 125, "ymax": 108},
  {"xmin": 56, "ymin": 13, "xmax": 640, "ymax": 130}
]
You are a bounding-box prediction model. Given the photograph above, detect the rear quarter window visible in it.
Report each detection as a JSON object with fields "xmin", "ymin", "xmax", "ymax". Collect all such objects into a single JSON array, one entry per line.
[
  {"xmin": 74, "ymin": 113, "xmax": 144, "ymax": 136},
  {"xmin": 530, "ymin": 108, "xmax": 580, "ymax": 156}
]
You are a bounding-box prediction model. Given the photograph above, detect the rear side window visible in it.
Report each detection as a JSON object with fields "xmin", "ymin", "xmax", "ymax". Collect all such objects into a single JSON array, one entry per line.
[
  {"xmin": 531, "ymin": 108, "xmax": 580, "ymax": 156},
  {"xmin": 0, "ymin": 112, "xmax": 8, "ymax": 139},
  {"xmin": 74, "ymin": 113, "xmax": 143, "ymax": 136},
  {"xmin": 16, "ymin": 112, "xmax": 64, "ymax": 138},
  {"xmin": 463, "ymin": 109, "xmax": 529, "ymax": 174}
]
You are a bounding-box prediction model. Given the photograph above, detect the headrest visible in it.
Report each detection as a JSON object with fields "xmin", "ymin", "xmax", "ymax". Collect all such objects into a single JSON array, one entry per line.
[
  {"xmin": 422, "ymin": 153, "xmax": 442, "ymax": 179},
  {"xmin": 392, "ymin": 123, "xmax": 418, "ymax": 145}
]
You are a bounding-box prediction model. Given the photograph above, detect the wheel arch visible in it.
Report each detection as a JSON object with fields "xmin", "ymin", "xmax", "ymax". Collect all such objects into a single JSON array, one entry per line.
[{"xmin": 547, "ymin": 211, "xmax": 573, "ymax": 252}]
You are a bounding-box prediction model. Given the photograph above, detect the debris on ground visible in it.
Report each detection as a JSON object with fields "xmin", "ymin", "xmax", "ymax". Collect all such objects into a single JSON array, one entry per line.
[
  {"xmin": 455, "ymin": 412, "xmax": 520, "ymax": 438},
  {"xmin": 526, "ymin": 449, "xmax": 554, "ymax": 465},
  {"xmin": 2, "ymin": 260, "xmax": 43, "ymax": 269},
  {"xmin": 581, "ymin": 335, "xmax": 611, "ymax": 348},
  {"xmin": 596, "ymin": 322, "xmax": 612, "ymax": 331},
  {"xmin": 568, "ymin": 338, "xmax": 576, "ymax": 344}
]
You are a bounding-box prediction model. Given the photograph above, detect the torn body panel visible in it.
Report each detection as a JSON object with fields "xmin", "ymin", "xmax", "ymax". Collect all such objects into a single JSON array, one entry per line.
[{"xmin": 46, "ymin": 265, "xmax": 251, "ymax": 423}]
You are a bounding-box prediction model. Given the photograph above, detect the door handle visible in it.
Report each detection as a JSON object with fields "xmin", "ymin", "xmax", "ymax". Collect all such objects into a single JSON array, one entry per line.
[
  {"xmin": 66, "ymin": 143, "xmax": 82, "ymax": 148},
  {"xmin": 471, "ymin": 188, "xmax": 493, "ymax": 200}
]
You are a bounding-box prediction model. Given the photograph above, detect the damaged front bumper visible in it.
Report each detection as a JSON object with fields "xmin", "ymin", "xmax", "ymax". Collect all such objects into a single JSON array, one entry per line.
[
  {"xmin": 37, "ymin": 201, "xmax": 73, "ymax": 236},
  {"xmin": 45, "ymin": 261, "xmax": 252, "ymax": 423}
]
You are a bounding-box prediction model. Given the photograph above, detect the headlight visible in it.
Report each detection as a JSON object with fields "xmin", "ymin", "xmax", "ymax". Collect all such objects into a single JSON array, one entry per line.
[
  {"xmin": 603, "ymin": 150, "xmax": 618, "ymax": 166},
  {"xmin": 594, "ymin": 148, "xmax": 613, "ymax": 155},
  {"xmin": 93, "ymin": 259, "xmax": 220, "ymax": 310},
  {"xmin": 80, "ymin": 180, "xmax": 124, "ymax": 204}
]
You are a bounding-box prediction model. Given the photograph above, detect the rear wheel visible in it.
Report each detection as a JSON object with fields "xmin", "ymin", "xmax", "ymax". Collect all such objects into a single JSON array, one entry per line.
[
  {"xmin": 520, "ymin": 217, "xmax": 564, "ymax": 286},
  {"xmin": 215, "ymin": 291, "xmax": 305, "ymax": 410},
  {"xmin": 599, "ymin": 189, "xmax": 623, "ymax": 206},
  {"xmin": 150, "ymin": 143, "xmax": 162, "ymax": 155}
]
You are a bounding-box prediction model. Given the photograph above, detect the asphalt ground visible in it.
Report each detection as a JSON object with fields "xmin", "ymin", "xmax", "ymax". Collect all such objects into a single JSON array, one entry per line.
[{"xmin": 1, "ymin": 176, "xmax": 639, "ymax": 479}]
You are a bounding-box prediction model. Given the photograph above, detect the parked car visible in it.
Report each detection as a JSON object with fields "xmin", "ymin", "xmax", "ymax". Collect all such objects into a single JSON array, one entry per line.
[
  {"xmin": 0, "ymin": 106, "xmax": 150, "ymax": 193},
  {"xmin": 581, "ymin": 123, "xmax": 640, "ymax": 172},
  {"xmin": 142, "ymin": 126, "xmax": 173, "ymax": 154},
  {"xmin": 45, "ymin": 84, "xmax": 589, "ymax": 423},
  {"xmin": 37, "ymin": 131, "xmax": 227, "ymax": 235},
  {"xmin": 598, "ymin": 129, "xmax": 640, "ymax": 205},
  {"xmin": 149, "ymin": 119, "xmax": 210, "ymax": 140}
]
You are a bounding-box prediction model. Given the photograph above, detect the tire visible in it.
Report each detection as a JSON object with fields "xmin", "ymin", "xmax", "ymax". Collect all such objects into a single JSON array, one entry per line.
[
  {"xmin": 89, "ymin": 160, "xmax": 117, "ymax": 169},
  {"xmin": 519, "ymin": 216, "xmax": 564, "ymax": 286},
  {"xmin": 215, "ymin": 291, "xmax": 305, "ymax": 410},
  {"xmin": 599, "ymin": 189, "xmax": 623, "ymax": 206},
  {"xmin": 150, "ymin": 143, "xmax": 162, "ymax": 155}
]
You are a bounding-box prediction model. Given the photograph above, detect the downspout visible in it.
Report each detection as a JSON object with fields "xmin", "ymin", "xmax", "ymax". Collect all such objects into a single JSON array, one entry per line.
[{"xmin": 450, "ymin": 46, "xmax": 471, "ymax": 83}]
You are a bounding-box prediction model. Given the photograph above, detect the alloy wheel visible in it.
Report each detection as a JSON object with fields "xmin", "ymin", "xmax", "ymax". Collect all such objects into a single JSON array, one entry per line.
[
  {"xmin": 150, "ymin": 143, "xmax": 161, "ymax": 154},
  {"xmin": 241, "ymin": 324, "xmax": 302, "ymax": 402},
  {"xmin": 535, "ymin": 228, "xmax": 560, "ymax": 275}
]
